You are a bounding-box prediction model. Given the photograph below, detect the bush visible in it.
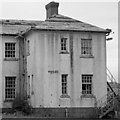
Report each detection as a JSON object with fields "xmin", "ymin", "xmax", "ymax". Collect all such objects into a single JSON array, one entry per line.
[{"xmin": 12, "ymin": 95, "xmax": 32, "ymax": 115}]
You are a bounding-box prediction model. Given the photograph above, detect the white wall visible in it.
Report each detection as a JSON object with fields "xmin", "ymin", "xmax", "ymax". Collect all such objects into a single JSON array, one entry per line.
[
  {"xmin": 26, "ymin": 30, "xmax": 107, "ymax": 108},
  {"xmin": 0, "ymin": 35, "xmax": 2, "ymax": 109},
  {"xmin": 73, "ymin": 32, "xmax": 107, "ymax": 107},
  {"xmin": 2, "ymin": 36, "xmax": 19, "ymax": 108}
]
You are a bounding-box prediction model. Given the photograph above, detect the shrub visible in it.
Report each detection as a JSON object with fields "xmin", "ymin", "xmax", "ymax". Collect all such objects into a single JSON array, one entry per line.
[{"xmin": 12, "ymin": 95, "xmax": 32, "ymax": 115}]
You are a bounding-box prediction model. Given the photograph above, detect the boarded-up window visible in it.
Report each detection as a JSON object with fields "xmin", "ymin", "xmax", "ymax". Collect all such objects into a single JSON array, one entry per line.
[
  {"xmin": 82, "ymin": 75, "xmax": 92, "ymax": 95},
  {"xmin": 81, "ymin": 39, "xmax": 92, "ymax": 55}
]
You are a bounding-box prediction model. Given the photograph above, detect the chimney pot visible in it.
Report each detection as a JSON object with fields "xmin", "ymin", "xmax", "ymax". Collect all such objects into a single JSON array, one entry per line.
[{"xmin": 45, "ymin": 1, "xmax": 59, "ymax": 19}]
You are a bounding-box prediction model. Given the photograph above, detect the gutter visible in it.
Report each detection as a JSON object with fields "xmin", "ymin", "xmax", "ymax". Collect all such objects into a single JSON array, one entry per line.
[
  {"xmin": 105, "ymin": 28, "xmax": 112, "ymax": 41},
  {"xmin": 1, "ymin": 25, "xmax": 111, "ymax": 37},
  {"xmin": 19, "ymin": 27, "xmax": 111, "ymax": 37}
]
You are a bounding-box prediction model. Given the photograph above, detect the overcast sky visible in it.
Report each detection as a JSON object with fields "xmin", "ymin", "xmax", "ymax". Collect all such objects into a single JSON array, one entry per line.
[{"xmin": 0, "ymin": 0, "xmax": 118, "ymax": 81}]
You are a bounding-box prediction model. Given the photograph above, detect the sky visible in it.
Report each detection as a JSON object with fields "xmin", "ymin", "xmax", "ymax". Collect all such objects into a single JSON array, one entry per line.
[{"xmin": 0, "ymin": 0, "xmax": 118, "ymax": 81}]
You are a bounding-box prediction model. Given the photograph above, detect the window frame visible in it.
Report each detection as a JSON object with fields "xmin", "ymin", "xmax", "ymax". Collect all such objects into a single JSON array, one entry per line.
[
  {"xmin": 5, "ymin": 42, "xmax": 16, "ymax": 59},
  {"xmin": 61, "ymin": 74, "xmax": 68, "ymax": 96},
  {"xmin": 5, "ymin": 76, "xmax": 16, "ymax": 101},
  {"xmin": 81, "ymin": 39, "xmax": 92, "ymax": 56},
  {"xmin": 60, "ymin": 37, "xmax": 69, "ymax": 53},
  {"xmin": 82, "ymin": 74, "xmax": 93, "ymax": 95}
]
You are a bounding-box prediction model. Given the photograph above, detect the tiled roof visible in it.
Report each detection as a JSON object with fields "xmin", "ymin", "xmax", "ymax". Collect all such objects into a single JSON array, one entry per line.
[
  {"xmin": 0, "ymin": 15, "xmax": 111, "ymax": 35},
  {"xmin": 0, "ymin": 19, "xmax": 42, "ymax": 35},
  {"xmin": 46, "ymin": 14, "xmax": 80, "ymax": 22},
  {"xmin": 1, "ymin": 24, "xmax": 29, "ymax": 35},
  {"xmin": 34, "ymin": 21, "xmax": 108, "ymax": 33}
]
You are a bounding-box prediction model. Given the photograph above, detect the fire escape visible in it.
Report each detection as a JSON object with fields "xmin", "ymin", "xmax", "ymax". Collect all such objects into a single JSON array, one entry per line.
[{"xmin": 97, "ymin": 68, "xmax": 120, "ymax": 118}]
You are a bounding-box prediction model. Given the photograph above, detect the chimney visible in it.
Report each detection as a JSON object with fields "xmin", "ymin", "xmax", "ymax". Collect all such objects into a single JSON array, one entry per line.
[{"xmin": 45, "ymin": 1, "xmax": 59, "ymax": 19}]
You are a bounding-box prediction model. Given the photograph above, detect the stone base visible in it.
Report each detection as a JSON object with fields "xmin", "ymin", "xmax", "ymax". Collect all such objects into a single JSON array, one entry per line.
[
  {"xmin": 32, "ymin": 107, "xmax": 98, "ymax": 118},
  {"xmin": 2, "ymin": 107, "xmax": 98, "ymax": 118}
]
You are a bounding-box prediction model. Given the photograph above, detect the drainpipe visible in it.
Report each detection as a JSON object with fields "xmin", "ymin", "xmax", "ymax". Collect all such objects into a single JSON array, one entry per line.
[
  {"xmin": 65, "ymin": 107, "xmax": 68, "ymax": 118},
  {"xmin": 23, "ymin": 37, "xmax": 28, "ymax": 100},
  {"xmin": 17, "ymin": 28, "xmax": 31, "ymax": 100},
  {"xmin": 17, "ymin": 35, "xmax": 25, "ymax": 99},
  {"xmin": 105, "ymin": 29, "xmax": 112, "ymax": 41},
  {"xmin": 18, "ymin": 35, "xmax": 27, "ymax": 99}
]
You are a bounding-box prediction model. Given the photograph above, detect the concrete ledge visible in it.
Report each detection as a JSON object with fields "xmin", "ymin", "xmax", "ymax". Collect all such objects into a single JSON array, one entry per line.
[
  {"xmin": 32, "ymin": 107, "xmax": 98, "ymax": 118},
  {"xmin": 2, "ymin": 107, "xmax": 98, "ymax": 118},
  {"xmin": 1, "ymin": 118, "xmax": 120, "ymax": 120}
]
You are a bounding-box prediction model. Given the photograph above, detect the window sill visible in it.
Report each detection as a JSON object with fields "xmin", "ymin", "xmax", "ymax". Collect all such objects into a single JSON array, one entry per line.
[
  {"xmin": 59, "ymin": 51, "xmax": 69, "ymax": 54},
  {"xmin": 81, "ymin": 94, "xmax": 96, "ymax": 98},
  {"xmin": 80, "ymin": 55, "xmax": 94, "ymax": 58},
  {"xmin": 4, "ymin": 58, "xmax": 19, "ymax": 61},
  {"xmin": 4, "ymin": 99, "xmax": 14, "ymax": 102},
  {"xmin": 60, "ymin": 94, "xmax": 70, "ymax": 98}
]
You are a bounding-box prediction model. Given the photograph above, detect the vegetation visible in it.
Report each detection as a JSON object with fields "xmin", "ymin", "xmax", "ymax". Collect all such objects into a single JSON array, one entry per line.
[{"xmin": 12, "ymin": 95, "xmax": 32, "ymax": 115}]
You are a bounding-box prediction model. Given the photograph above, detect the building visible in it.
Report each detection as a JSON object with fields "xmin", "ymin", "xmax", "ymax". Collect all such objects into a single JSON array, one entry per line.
[
  {"xmin": 0, "ymin": 27, "xmax": 2, "ymax": 110},
  {"xmin": 1, "ymin": 1, "xmax": 117, "ymax": 118}
]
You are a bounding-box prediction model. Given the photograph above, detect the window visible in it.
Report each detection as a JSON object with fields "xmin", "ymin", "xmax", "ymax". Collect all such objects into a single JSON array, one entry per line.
[
  {"xmin": 5, "ymin": 77, "xmax": 16, "ymax": 100},
  {"xmin": 82, "ymin": 75, "xmax": 92, "ymax": 95},
  {"xmin": 5, "ymin": 43, "xmax": 16, "ymax": 58},
  {"xmin": 27, "ymin": 76, "xmax": 30, "ymax": 96},
  {"xmin": 81, "ymin": 39, "xmax": 92, "ymax": 55},
  {"xmin": 61, "ymin": 38, "xmax": 67, "ymax": 52},
  {"xmin": 61, "ymin": 74, "xmax": 68, "ymax": 95},
  {"xmin": 27, "ymin": 40, "xmax": 30, "ymax": 56}
]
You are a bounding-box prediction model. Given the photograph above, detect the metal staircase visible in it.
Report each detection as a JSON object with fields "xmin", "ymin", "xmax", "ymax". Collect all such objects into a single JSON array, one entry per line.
[{"xmin": 97, "ymin": 68, "xmax": 119, "ymax": 118}]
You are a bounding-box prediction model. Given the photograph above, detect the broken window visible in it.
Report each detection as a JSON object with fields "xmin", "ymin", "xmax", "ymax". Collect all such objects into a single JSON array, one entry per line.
[
  {"xmin": 81, "ymin": 39, "xmax": 92, "ymax": 55},
  {"xmin": 5, "ymin": 43, "xmax": 16, "ymax": 58},
  {"xmin": 5, "ymin": 76, "xmax": 16, "ymax": 100},
  {"xmin": 82, "ymin": 75, "xmax": 92, "ymax": 95},
  {"xmin": 61, "ymin": 74, "xmax": 68, "ymax": 95},
  {"xmin": 61, "ymin": 38, "xmax": 67, "ymax": 52}
]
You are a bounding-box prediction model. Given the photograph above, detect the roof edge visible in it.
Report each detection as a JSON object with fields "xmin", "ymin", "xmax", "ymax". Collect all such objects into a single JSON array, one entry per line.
[{"xmin": 19, "ymin": 27, "xmax": 110, "ymax": 37}]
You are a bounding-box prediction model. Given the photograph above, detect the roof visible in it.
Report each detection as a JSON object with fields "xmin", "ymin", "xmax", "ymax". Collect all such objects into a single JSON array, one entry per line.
[
  {"xmin": 0, "ymin": 15, "xmax": 111, "ymax": 35},
  {"xmin": 0, "ymin": 19, "xmax": 42, "ymax": 35},
  {"xmin": 46, "ymin": 14, "xmax": 80, "ymax": 22},
  {"xmin": 34, "ymin": 20, "xmax": 109, "ymax": 33},
  {"xmin": 1, "ymin": 24, "xmax": 29, "ymax": 35}
]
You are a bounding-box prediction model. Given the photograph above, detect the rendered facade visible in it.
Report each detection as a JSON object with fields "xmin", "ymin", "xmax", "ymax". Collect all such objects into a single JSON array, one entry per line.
[{"xmin": 1, "ymin": 2, "xmax": 117, "ymax": 118}]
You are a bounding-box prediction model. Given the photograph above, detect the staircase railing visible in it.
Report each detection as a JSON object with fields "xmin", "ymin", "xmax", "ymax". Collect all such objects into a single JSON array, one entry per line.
[
  {"xmin": 97, "ymin": 68, "xmax": 119, "ymax": 118},
  {"xmin": 107, "ymin": 68, "xmax": 116, "ymax": 83},
  {"xmin": 97, "ymin": 91, "xmax": 116, "ymax": 118},
  {"xmin": 107, "ymin": 68, "xmax": 118, "ymax": 95}
]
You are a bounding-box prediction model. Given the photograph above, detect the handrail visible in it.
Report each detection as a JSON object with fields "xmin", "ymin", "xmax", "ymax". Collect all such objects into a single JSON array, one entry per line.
[
  {"xmin": 97, "ymin": 68, "xmax": 119, "ymax": 118},
  {"xmin": 107, "ymin": 68, "xmax": 117, "ymax": 83},
  {"xmin": 97, "ymin": 92, "xmax": 117, "ymax": 118},
  {"xmin": 107, "ymin": 68, "xmax": 118, "ymax": 95},
  {"xmin": 107, "ymin": 82, "xmax": 117, "ymax": 96},
  {"xmin": 97, "ymin": 91, "xmax": 114, "ymax": 107}
]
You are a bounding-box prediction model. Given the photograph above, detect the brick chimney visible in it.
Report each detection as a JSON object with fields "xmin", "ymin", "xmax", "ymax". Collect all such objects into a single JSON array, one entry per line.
[{"xmin": 45, "ymin": 1, "xmax": 59, "ymax": 19}]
